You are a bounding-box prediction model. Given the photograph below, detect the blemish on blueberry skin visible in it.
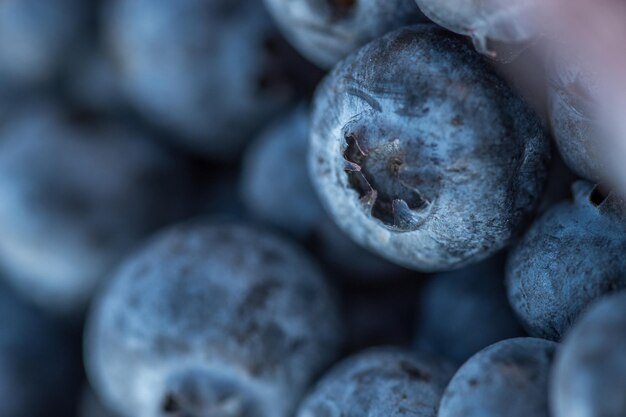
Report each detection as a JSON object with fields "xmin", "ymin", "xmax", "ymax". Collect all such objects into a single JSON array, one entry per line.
[
  {"xmin": 161, "ymin": 393, "xmax": 180, "ymax": 414},
  {"xmin": 399, "ymin": 361, "xmax": 431, "ymax": 382}
]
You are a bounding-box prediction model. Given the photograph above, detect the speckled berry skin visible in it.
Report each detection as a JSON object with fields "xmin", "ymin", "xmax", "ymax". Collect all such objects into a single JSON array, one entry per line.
[
  {"xmin": 104, "ymin": 0, "xmax": 297, "ymax": 158},
  {"xmin": 547, "ymin": 56, "xmax": 603, "ymax": 182},
  {"xmin": 86, "ymin": 223, "xmax": 342, "ymax": 417},
  {"xmin": 506, "ymin": 181, "xmax": 626, "ymax": 341},
  {"xmin": 414, "ymin": 0, "xmax": 540, "ymax": 61},
  {"xmin": 0, "ymin": 285, "xmax": 78, "ymax": 417},
  {"xmin": 0, "ymin": 104, "xmax": 193, "ymax": 315},
  {"xmin": 241, "ymin": 107, "xmax": 404, "ymax": 279},
  {"xmin": 263, "ymin": 0, "xmax": 426, "ymax": 69},
  {"xmin": 438, "ymin": 338, "xmax": 557, "ymax": 417},
  {"xmin": 0, "ymin": 0, "xmax": 84, "ymax": 88},
  {"xmin": 551, "ymin": 291, "xmax": 626, "ymax": 417},
  {"xmin": 310, "ymin": 25, "xmax": 549, "ymax": 272},
  {"xmin": 297, "ymin": 347, "xmax": 455, "ymax": 417},
  {"xmin": 415, "ymin": 255, "xmax": 524, "ymax": 364}
]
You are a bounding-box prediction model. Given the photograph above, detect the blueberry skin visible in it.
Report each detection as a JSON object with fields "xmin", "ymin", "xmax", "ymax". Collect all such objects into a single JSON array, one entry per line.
[
  {"xmin": 310, "ymin": 25, "xmax": 549, "ymax": 272},
  {"xmin": 414, "ymin": 0, "xmax": 540, "ymax": 61},
  {"xmin": 506, "ymin": 181, "xmax": 626, "ymax": 341},
  {"xmin": 438, "ymin": 337, "xmax": 557, "ymax": 417},
  {"xmin": 0, "ymin": 286, "xmax": 77, "ymax": 417},
  {"xmin": 551, "ymin": 291, "xmax": 626, "ymax": 417},
  {"xmin": 241, "ymin": 107, "xmax": 403, "ymax": 279},
  {"xmin": 81, "ymin": 386, "xmax": 120, "ymax": 417},
  {"xmin": 0, "ymin": 104, "xmax": 193, "ymax": 315},
  {"xmin": 415, "ymin": 255, "xmax": 525, "ymax": 364},
  {"xmin": 263, "ymin": 0, "xmax": 426, "ymax": 69},
  {"xmin": 297, "ymin": 347, "xmax": 455, "ymax": 417},
  {"xmin": 85, "ymin": 223, "xmax": 343, "ymax": 417},
  {"xmin": 0, "ymin": 0, "xmax": 84, "ymax": 88},
  {"xmin": 547, "ymin": 56, "xmax": 603, "ymax": 182},
  {"xmin": 104, "ymin": 0, "xmax": 295, "ymax": 158}
]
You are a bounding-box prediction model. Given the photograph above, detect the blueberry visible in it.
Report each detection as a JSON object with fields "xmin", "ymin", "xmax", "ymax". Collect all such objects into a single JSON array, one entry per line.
[
  {"xmin": 297, "ymin": 347, "xmax": 455, "ymax": 417},
  {"xmin": 0, "ymin": 285, "xmax": 78, "ymax": 417},
  {"xmin": 310, "ymin": 25, "xmax": 549, "ymax": 272},
  {"xmin": 263, "ymin": 0, "xmax": 427, "ymax": 69},
  {"xmin": 0, "ymin": 0, "xmax": 84, "ymax": 88},
  {"xmin": 506, "ymin": 181, "xmax": 626, "ymax": 341},
  {"xmin": 551, "ymin": 291, "xmax": 626, "ymax": 417},
  {"xmin": 241, "ymin": 107, "xmax": 404, "ymax": 279},
  {"xmin": 415, "ymin": 254, "xmax": 525, "ymax": 364},
  {"xmin": 85, "ymin": 223, "xmax": 342, "ymax": 417},
  {"xmin": 104, "ymin": 0, "xmax": 309, "ymax": 158},
  {"xmin": 414, "ymin": 0, "xmax": 541, "ymax": 61},
  {"xmin": 438, "ymin": 337, "xmax": 557, "ymax": 417},
  {"xmin": 547, "ymin": 54, "xmax": 604, "ymax": 182},
  {"xmin": 0, "ymin": 103, "xmax": 194, "ymax": 315}
]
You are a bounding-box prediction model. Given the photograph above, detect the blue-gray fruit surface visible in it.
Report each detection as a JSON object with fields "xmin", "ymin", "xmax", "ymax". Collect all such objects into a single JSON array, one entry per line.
[
  {"xmin": 438, "ymin": 337, "xmax": 557, "ymax": 417},
  {"xmin": 86, "ymin": 223, "xmax": 343, "ymax": 417},
  {"xmin": 0, "ymin": 0, "xmax": 84, "ymax": 88},
  {"xmin": 309, "ymin": 25, "xmax": 549, "ymax": 272},
  {"xmin": 297, "ymin": 347, "xmax": 455, "ymax": 417},
  {"xmin": 104, "ymin": 0, "xmax": 297, "ymax": 158},
  {"xmin": 551, "ymin": 291, "xmax": 626, "ymax": 417},
  {"xmin": 263, "ymin": 0, "xmax": 427, "ymax": 69},
  {"xmin": 414, "ymin": 255, "xmax": 524, "ymax": 364},
  {"xmin": 240, "ymin": 107, "xmax": 404, "ymax": 279},
  {"xmin": 414, "ymin": 0, "xmax": 541, "ymax": 61},
  {"xmin": 506, "ymin": 181, "xmax": 626, "ymax": 341},
  {"xmin": 0, "ymin": 104, "xmax": 193, "ymax": 315}
]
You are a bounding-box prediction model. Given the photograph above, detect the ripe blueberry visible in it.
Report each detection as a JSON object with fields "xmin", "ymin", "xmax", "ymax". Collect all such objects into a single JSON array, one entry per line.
[
  {"xmin": 0, "ymin": 103, "xmax": 194, "ymax": 315},
  {"xmin": 438, "ymin": 337, "xmax": 557, "ymax": 417},
  {"xmin": 414, "ymin": 0, "xmax": 541, "ymax": 61},
  {"xmin": 297, "ymin": 347, "xmax": 455, "ymax": 417},
  {"xmin": 310, "ymin": 25, "xmax": 549, "ymax": 272},
  {"xmin": 506, "ymin": 181, "xmax": 626, "ymax": 341},
  {"xmin": 415, "ymin": 254, "xmax": 525, "ymax": 364},
  {"xmin": 85, "ymin": 223, "xmax": 343, "ymax": 417},
  {"xmin": 0, "ymin": 0, "xmax": 84, "ymax": 88},
  {"xmin": 241, "ymin": 107, "xmax": 405, "ymax": 279},
  {"xmin": 551, "ymin": 291, "xmax": 626, "ymax": 417},
  {"xmin": 104, "ymin": 0, "xmax": 312, "ymax": 158},
  {"xmin": 263, "ymin": 0, "xmax": 427, "ymax": 69}
]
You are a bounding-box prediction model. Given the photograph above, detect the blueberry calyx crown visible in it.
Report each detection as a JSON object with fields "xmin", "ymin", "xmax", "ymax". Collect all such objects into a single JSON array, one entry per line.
[{"xmin": 342, "ymin": 130, "xmax": 431, "ymax": 232}]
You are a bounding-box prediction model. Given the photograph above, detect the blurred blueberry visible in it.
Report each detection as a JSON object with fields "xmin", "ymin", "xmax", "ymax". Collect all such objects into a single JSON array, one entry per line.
[
  {"xmin": 310, "ymin": 25, "xmax": 550, "ymax": 272},
  {"xmin": 86, "ymin": 223, "xmax": 343, "ymax": 417},
  {"xmin": 438, "ymin": 337, "xmax": 557, "ymax": 417},
  {"xmin": 104, "ymin": 0, "xmax": 319, "ymax": 158},
  {"xmin": 0, "ymin": 285, "xmax": 79, "ymax": 417},
  {"xmin": 0, "ymin": 0, "xmax": 84, "ymax": 89},
  {"xmin": 414, "ymin": 0, "xmax": 541, "ymax": 62},
  {"xmin": 0, "ymin": 103, "xmax": 195, "ymax": 315},
  {"xmin": 551, "ymin": 291, "xmax": 626, "ymax": 417},
  {"xmin": 241, "ymin": 107, "xmax": 405, "ymax": 280},
  {"xmin": 297, "ymin": 347, "xmax": 455, "ymax": 417},
  {"xmin": 506, "ymin": 181, "xmax": 626, "ymax": 341},
  {"xmin": 263, "ymin": 0, "xmax": 427, "ymax": 69},
  {"xmin": 414, "ymin": 254, "xmax": 525, "ymax": 364}
]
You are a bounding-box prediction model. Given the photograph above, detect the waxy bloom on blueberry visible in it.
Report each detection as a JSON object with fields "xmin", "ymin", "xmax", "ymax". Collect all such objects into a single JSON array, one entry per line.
[
  {"xmin": 297, "ymin": 347, "xmax": 455, "ymax": 417},
  {"xmin": 506, "ymin": 181, "xmax": 626, "ymax": 341},
  {"xmin": 86, "ymin": 223, "xmax": 342, "ymax": 417},
  {"xmin": 551, "ymin": 291, "xmax": 626, "ymax": 417},
  {"xmin": 310, "ymin": 25, "xmax": 549, "ymax": 272},
  {"xmin": 263, "ymin": 0, "xmax": 427, "ymax": 69},
  {"xmin": 438, "ymin": 338, "xmax": 557, "ymax": 417}
]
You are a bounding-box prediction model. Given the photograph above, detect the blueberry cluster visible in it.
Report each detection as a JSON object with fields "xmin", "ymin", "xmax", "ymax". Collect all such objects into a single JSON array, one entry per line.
[{"xmin": 0, "ymin": 2, "xmax": 624, "ymax": 417}]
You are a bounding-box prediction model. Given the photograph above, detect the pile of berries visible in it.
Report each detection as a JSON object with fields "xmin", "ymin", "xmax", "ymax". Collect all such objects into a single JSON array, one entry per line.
[{"xmin": 0, "ymin": 1, "xmax": 624, "ymax": 417}]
